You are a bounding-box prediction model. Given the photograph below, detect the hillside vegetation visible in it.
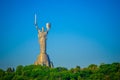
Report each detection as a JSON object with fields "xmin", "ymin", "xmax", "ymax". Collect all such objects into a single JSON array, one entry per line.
[{"xmin": 0, "ymin": 62, "xmax": 120, "ymax": 80}]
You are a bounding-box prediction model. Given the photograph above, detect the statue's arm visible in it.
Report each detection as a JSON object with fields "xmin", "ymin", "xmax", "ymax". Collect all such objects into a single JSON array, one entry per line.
[
  {"xmin": 35, "ymin": 25, "xmax": 41, "ymax": 32},
  {"xmin": 46, "ymin": 29, "xmax": 49, "ymax": 33},
  {"xmin": 46, "ymin": 23, "xmax": 50, "ymax": 33}
]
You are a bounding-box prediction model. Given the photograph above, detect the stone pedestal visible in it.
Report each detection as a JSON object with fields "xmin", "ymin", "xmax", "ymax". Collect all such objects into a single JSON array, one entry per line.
[{"xmin": 34, "ymin": 53, "xmax": 53, "ymax": 67}]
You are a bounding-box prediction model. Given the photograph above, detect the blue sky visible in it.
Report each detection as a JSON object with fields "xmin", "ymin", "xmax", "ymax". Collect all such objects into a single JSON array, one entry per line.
[{"xmin": 0, "ymin": 0, "xmax": 120, "ymax": 69}]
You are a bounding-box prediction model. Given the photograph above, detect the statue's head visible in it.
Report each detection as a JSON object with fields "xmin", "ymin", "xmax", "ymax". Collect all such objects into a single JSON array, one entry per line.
[{"xmin": 42, "ymin": 27, "xmax": 44, "ymax": 32}]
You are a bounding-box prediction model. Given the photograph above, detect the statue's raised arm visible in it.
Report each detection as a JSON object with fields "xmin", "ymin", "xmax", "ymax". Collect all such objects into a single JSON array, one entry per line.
[
  {"xmin": 34, "ymin": 14, "xmax": 51, "ymax": 33},
  {"xmin": 46, "ymin": 23, "xmax": 51, "ymax": 33},
  {"xmin": 35, "ymin": 24, "xmax": 41, "ymax": 32},
  {"xmin": 34, "ymin": 14, "xmax": 41, "ymax": 32}
]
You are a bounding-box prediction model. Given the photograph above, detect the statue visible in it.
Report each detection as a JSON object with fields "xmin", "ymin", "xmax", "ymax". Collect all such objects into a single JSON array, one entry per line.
[
  {"xmin": 35, "ymin": 23, "xmax": 50, "ymax": 54},
  {"xmin": 34, "ymin": 14, "xmax": 53, "ymax": 67}
]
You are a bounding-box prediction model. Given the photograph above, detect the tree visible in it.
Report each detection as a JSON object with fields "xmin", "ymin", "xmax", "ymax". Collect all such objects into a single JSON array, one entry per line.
[
  {"xmin": 55, "ymin": 67, "xmax": 68, "ymax": 72},
  {"xmin": 16, "ymin": 65, "xmax": 23, "ymax": 75},
  {"xmin": 89, "ymin": 73, "xmax": 104, "ymax": 80},
  {"xmin": 77, "ymin": 76, "xmax": 83, "ymax": 80},
  {"xmin": 0, "ymin": 62, "xmax": 120, "ymax": 80},
  {"xmin": 99, "ymin": 64, "xmax": 110, "ymax": 75},
  {"xmin": 6, "ymin": 67, "xmax": 14, "ymax": 72},
  {"xmin": 88, "ymin": 64, "xmax": 97, "ymax": 70},
  {"xmin": 0, "ymin": 69, "xmax": 5, "ymax": 79}
]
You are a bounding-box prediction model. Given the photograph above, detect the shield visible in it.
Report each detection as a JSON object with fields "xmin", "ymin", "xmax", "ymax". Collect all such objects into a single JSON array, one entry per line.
[{"xmin": 46, "ymin": 23, "xmax": 51, "ymax": 30}]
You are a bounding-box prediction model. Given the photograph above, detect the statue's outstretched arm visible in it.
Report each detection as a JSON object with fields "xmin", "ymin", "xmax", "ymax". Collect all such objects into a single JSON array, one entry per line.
[
  {"xmin": 46, "ymin": 23, "xmax": 50, "ymax": 33},
  {"xmin": 34, "ymin": 14, "xmax": 41, "ymax": 32},
  {"xmin": 35, "ymin": 25, "xmax": 41, "ymax": 32},
  {"xmin": 46, "ymin": 28, "xmax": 49, "ymax": 33}
]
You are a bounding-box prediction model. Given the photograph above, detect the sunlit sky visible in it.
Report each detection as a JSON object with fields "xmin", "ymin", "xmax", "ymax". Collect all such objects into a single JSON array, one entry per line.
[{"xmin": 0, "ymin": 0, "xmax": 120, "ymax": 69}]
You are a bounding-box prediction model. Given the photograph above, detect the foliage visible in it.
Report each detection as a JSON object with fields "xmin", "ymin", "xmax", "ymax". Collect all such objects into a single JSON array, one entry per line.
[{"xmin": 0, "ymin": 62, "xmax": 120, "ymax": 80}]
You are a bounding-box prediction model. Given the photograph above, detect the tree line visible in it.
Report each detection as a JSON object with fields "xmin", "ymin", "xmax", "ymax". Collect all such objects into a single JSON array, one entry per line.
[{"xmin": 0, "ymin": 62, "xmax": 120, "ymax": 80}]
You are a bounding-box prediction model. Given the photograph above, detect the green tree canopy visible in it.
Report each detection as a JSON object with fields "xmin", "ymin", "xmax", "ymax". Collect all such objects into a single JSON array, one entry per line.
[{"xmin": 0, "ymin": 62, "xmax": 119, "ymax": 80}]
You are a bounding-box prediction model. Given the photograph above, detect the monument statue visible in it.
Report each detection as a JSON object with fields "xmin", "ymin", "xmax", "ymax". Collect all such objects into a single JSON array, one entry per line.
[{"xmin": 34, "ymin": 14, "xmax": 53, "ymax": 67}]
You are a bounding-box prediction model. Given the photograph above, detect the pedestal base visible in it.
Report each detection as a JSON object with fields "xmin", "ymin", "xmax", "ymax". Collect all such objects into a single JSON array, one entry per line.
[{"xmin": 34, "ymin": 53, "xmax": 53, "ymax": 68}]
